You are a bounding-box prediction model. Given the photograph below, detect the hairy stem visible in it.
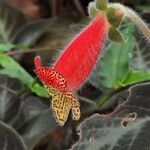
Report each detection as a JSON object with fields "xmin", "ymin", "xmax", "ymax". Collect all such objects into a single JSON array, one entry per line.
[
  {"xmin": 124, "ymin": 6, "xmax": 150, "ymax": 41},
  {"xmin": 109, "ymin": 3, "xmax": 150, "ymax": 41}
]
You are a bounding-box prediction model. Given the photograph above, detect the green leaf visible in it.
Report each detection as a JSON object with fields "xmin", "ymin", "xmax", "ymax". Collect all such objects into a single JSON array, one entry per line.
[
  {"xmin": 0, "ymin": 121, "xmax": 27, "ymax": 150},
  {"xmin": 122, "ymin": 70, "xmax": 150, "ymax": 86},
  {"xmin": 100, "ymin": 24, "xmax": 135, "ymax": 89},
  {"xmin": 31, "ymin": 83, "xmax": 49, "ymax": 98},
  {"xmin": 0, "ymin": 54, "xmax": 48, "ymax": 97},
  {"xmin": 0, "ymin": 43, "xmax": 15, "ymax": 52}
]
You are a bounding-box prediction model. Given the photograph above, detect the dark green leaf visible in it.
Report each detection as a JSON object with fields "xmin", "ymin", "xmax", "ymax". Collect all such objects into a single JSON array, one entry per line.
[
  {"xmin": 0, "ymin": 2, "xmax": 26, "ymax": 44},
  {"xmin": 0, "ymin": 76, "xmax": 22, "ymax": 123},
  {"xmin": 0, "ymin": 121, "xmax": 26, "ymax": 150},
  {"xmin": 71, "ymin": 82, "xmax": 150, "ymax": 150},
  {"xmin": 16, "ymin": 96, "xmax": 57, "ymax": 149},
  {"xmin": 13, "ymin": 19, "xmax": 56, "ymax": 46},
  {"xmin": 0, "ymin": 54, "xmax": 48, "ymax": 97}
]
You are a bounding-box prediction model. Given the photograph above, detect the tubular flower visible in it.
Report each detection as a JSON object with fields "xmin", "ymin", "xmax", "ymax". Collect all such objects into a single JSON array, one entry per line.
[
  {"xmin": 34, "ymin": 0, "xmax": 125, "ymax": 126},
  {"xmin": 54, "ymin": 15, "xmax": 108, "ymax": 91}
]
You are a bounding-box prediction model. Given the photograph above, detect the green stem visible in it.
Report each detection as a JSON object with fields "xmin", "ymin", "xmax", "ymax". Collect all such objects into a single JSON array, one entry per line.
[
  {"xmin": 78, "ymin": 96, "xmax": 96, "ymax": 105},
  {"xmin": 6, "ymin": 47, "xmax": 53, "ymax": 56},
  {"xmin": 96, "ymin": 90, "xmax": 115, "ymax": 107},
  {"xmin": 109, "ymin": 3, "xmax": 150, "ymax": 41}
]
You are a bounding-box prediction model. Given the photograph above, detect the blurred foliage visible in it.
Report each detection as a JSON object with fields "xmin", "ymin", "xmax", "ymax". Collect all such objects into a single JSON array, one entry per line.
[{"xmin": 0, "ymin": 0, "xmax": 149, "ymax": 150}]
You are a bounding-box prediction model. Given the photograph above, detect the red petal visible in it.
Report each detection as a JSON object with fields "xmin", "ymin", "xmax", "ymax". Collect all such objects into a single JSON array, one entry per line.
[
  {"xmin": 54, "ymin": 15, "xmax": 108, "ymax": 91},
  {"xmin": 35, "ymin": 67, "xmax": 67, "ymax": 92},
  {"xmin": 34, "ymin": 55, "xmax": 42, "ymax": 69}
]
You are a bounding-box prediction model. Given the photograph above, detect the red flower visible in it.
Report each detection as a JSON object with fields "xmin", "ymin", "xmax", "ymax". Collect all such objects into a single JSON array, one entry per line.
[
  {"xmin": 54, "ymin": 15, "xmax": 108, "ymax": 91},
  {"xmin": 34, "ymin": 14, "xmax": 108, "ymax": 126}
]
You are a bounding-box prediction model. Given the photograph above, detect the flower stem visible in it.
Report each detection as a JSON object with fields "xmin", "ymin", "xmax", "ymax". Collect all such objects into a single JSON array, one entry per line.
[
  {"xmin": 6, "ymin": 47, "xmax": 54, "ymax": 56},
  {"xmin": 124, "ymin": 6, "xmax": 150, "ymax": 41},
  {"xmin": 96, "ymin": 90, "xmax": 115, "ymax": 107},
  {"xmin": 109, "ymin": 3, "xmax": 150, "ymax": 41},
  {"xmin": 78, "ymin": 96, "xmax": 96, "ymax": 105}
]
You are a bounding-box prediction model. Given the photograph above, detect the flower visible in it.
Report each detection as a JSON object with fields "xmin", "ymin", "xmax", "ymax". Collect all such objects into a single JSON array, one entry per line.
[{"xmin": 34, "ymin": 3, "xmax": 110, "ymax": 126}]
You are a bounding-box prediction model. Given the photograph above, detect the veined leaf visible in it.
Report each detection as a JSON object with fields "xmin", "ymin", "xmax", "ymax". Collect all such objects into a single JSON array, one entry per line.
[
  {"xmin": 13, "ymin": 19, "xmax": 56, "ymax": 46},
  {"xmin": 0, "ymin": 121, "xmax": 26, "ymax": 150},
  {"xmin": 0, "ymin": 76, "xmax": 22, "ymax": 124},
  {"xmin": 131, "ymin": 28, "xmax": 150, "ymax": 70},
  {"xmin": 71, "ymin": 82, "xmax": 150, "ymax": 150},
  {"xmin": 16, "ymin": 96, "xmax": 57, "ymax": 149},
  {"xmin": 0, "ymin": 54, "xmax": 48, "ymax": 97},
  {"xmin": 100, "ymin": 24, "xmax": 135, "ymax": 89}
]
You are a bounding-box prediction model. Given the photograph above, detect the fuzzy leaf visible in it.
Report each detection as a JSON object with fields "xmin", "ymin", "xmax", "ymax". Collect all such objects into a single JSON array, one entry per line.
[
  {"xmin": 131, "ymin": 28, "xmax": 150, "ymax": 70},
  {"xmin": 0, "ymin": 54, "xmax": 48, "ymax": 97},
  {"xmin": 99, "ymin": 24, "xmax": 134, "ymax": 89},
  {"xmin": 0, "ymin": 121, "xmax": 26, "ymax": 150},
  {"xmin": 71, "ymin": 82, "xmax": 150, "ymax": 150},
  {"xmin": 15, "ymin": 96, "xmax": 57, "ymax": 149},
  {"xmin": 0, "ymin": 2, "xmax": 26, "ymax": 44},
  {"xmin": 12, "ymin": 19, "xmax": 56, "ymax": 46},
  {"xmin": 0, "ymin": 76, "xmax": 22, "ymax": 123}
]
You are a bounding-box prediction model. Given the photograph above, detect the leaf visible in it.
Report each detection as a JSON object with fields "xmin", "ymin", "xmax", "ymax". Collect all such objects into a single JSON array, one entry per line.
[
  {"xmin": 15, "ymin": 96, "xmax": 57, "ymax": 149},
  {"xmin": 71, "ymin": 82, "xmax": 150, "ymax": 150},
  {"xmin": 131, "ymin": 28, "xmax": 150, "ymax": 70},
  {"xmin": 0, "ymin": 121, "xmax": 26, "ymax": 150},
  {"xmin": 0, "ymin": 76, "xmax": 22, "ymax": 123},
  {"xmin": 90, "ymin": 24, "xmax": 135, "ymax": 89},
  {"xmin": 0, "ymin": 43, "xmax": 15, "ymax": 52},
  {"xmin": 31, "ymin": 83, "xmax": 49, "ymax": 98},
  {"xmin": 0, "ymin": 2, "xmax": 27, "ymax": 44},
  {"xmin": 122, "ymin": 70, "xmax": 150, "ymax": 86},
  {"xmin": 0, "ymin": 54, "xmax": 48, "ymax": 97},
  {"xmin": 12, "ymin": 19, "xmax": 56, "ymax": 46}
]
